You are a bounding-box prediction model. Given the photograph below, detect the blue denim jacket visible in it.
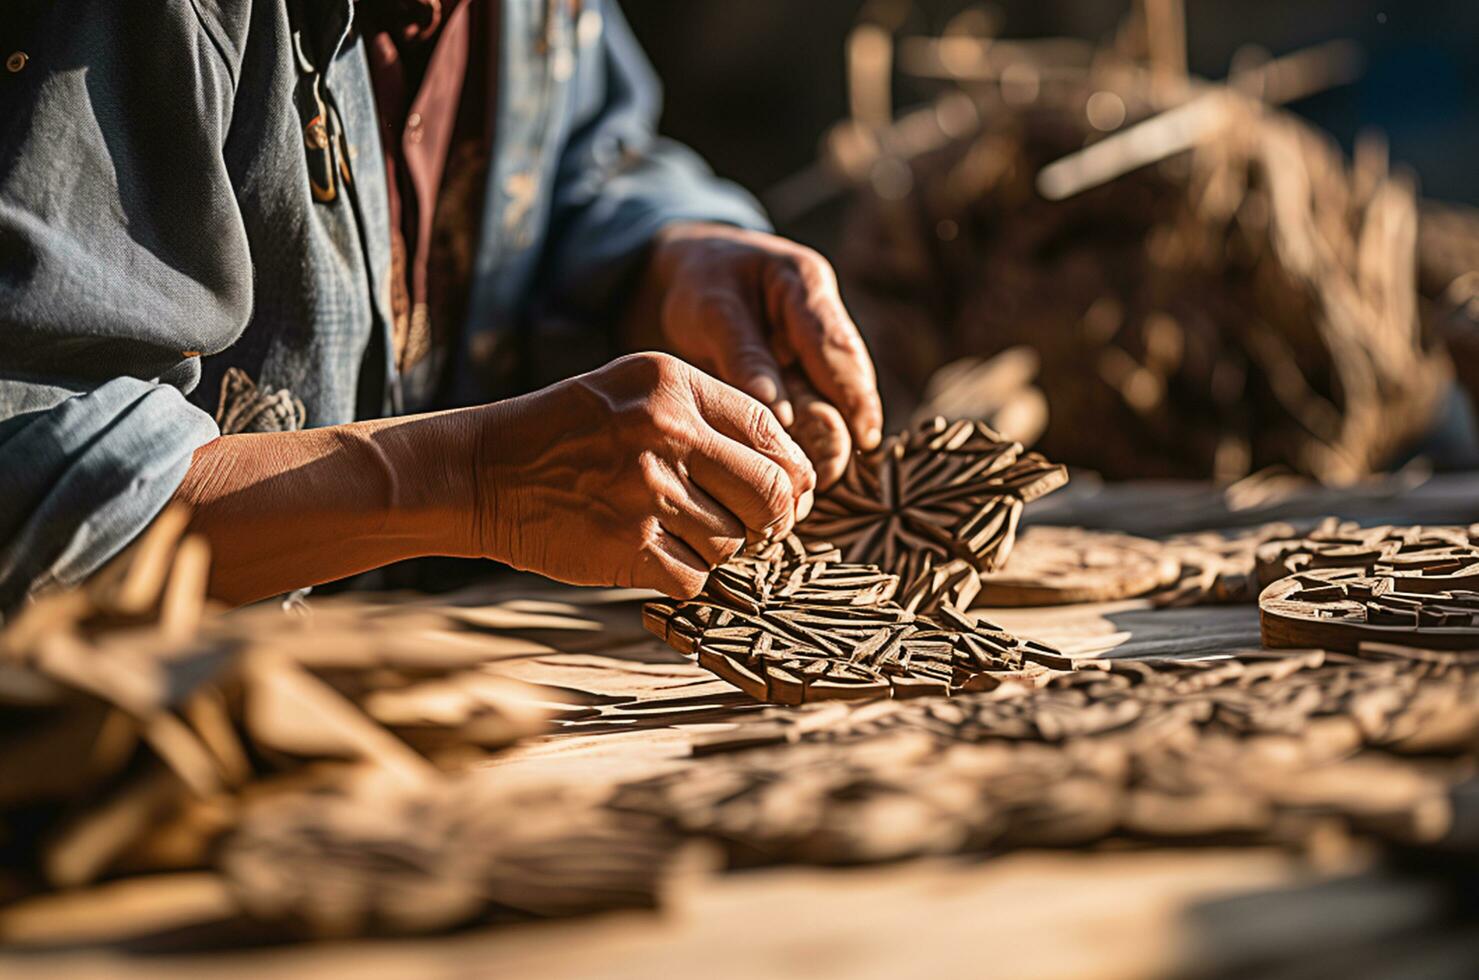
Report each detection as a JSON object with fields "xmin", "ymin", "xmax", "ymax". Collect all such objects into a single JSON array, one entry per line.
[{"xmin": 0, "ymin": 0, "xmax": 768, "ymax": 609}]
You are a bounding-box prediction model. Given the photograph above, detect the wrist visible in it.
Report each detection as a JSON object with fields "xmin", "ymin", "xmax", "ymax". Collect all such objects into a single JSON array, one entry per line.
[{"xmin": 360, "ymin": 408, "xmax": 489, "ymax": 560}]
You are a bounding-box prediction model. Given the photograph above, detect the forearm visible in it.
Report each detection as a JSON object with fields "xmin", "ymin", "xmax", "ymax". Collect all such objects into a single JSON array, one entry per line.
[{"xmin": 172, "ymin": 409, "xmax": 484, "ymax": 606}]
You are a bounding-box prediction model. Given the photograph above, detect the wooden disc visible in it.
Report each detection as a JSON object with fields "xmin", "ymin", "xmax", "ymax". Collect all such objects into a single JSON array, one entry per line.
[
  {"xmin": 1260, "ymin": 568, "xmax": 1479, "ymax": 653},
  {"xmin": 975, "ymin": 526, "xmax": 1180, "ymax": 606}
]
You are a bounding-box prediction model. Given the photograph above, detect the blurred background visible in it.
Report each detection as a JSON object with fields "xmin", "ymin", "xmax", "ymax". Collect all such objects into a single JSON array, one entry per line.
[
  {"xmin": 618, "ymin": 0, "xmax": 1479, "ymax": 487},
  {"xmin": 624, "ymin": 0, "xmax": 1479, "ymax": 212}
]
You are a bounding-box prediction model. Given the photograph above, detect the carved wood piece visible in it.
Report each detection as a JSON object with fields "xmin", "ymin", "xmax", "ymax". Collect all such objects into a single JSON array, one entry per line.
[
  {"xmin": 644, "ymin": 535, "xmax": 1072, "ymax": 705},
  {"xmin": 1261, "ymin": 567, "xmax": 1479, "ymax": 653},
  {"xmin": 1255, "ymin": 519, "xmax": 1479, "ymax": 592},
  {"xmin": 797, "ymin": 417, "xmax": 1069, "ymax": 602}
]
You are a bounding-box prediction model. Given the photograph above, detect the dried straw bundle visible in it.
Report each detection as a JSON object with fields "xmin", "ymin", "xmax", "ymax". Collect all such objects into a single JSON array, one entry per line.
[{"xmin": 834, "ymin": 35, "xmax": 1450, "ymax": 484}]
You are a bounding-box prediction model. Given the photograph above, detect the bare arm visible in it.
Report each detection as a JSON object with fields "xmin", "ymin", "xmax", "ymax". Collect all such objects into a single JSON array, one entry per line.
[
  {"xmin": 171, "ymin": 354, "xmax": 814, "ymax": 606},
  {"xmin": 173, "ymin": 409, "xmax": 483, "ymax": 606}
]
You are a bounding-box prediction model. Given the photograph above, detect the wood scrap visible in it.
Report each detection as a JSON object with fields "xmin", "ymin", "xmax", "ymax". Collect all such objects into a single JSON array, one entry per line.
[
  {"xmin": 1255, "ymin": 519, "xmax": 1479, "ymax": 590},
  {"xmin": 218, "ymin": 770, "xmax": 681, "ymax": 939},
  {"xmin": 16, "ymin": 495, "xmax": 1479, "ymax": 953},
  {"xmin": 0, "ymin": 506, "xmax": 567, "ymax": 919},
  {"xmin": 616, "ymin": 644, "xmax": 1479, "ymax": 866},
  {"xmin": 1150, "ymin": 522, "xmax": 1299, "ymax": 607},
  {"xmin": 0, "ymin": 873, "xmax": 239, "ymax": 947}
]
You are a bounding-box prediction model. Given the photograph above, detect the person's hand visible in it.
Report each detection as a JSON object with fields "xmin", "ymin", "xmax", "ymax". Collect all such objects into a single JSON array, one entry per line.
[
  {"xmin": 473, "ymin": 353, "xmax": 816, "ymax": 598},
  {"xmin": 631, "ymin": 222, "xmax": 884, "ymax": 488}
]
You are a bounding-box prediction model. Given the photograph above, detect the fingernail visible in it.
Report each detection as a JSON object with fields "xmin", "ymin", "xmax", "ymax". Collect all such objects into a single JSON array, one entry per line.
[
  {"xmin": 863, "ymin": 427, "xmax": 883, "ymax": 450},
  {"xmin": 796, "ymin": 488, "xmax": 814, "ymax": 522},
  {"xmin": 775, "ymin": 399, "xmax": 795, "ymax": 429}
]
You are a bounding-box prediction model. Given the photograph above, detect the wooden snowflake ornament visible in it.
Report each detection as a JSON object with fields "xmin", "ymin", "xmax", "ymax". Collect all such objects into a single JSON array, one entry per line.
[{"xmin": 796, "ymin": 418, "xmax": 1069, "ymax": 600}]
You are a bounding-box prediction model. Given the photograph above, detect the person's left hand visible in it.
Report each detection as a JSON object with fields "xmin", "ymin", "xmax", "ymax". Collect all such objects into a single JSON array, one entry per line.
[{"xmin": 630, "ymin": 222, "xmax": 884, "ymax": 489}]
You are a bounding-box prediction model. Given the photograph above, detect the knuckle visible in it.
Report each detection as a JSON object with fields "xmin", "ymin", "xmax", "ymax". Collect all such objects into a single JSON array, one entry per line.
[
  {"xmin": 635, "ymin": 449, "xmax": 665, "ymax": 485},
  {"xmin": 783, "ymin": 246, "xmax": 834, "ymax": 289},
  {"xmin": 819, "ymin": 317, "xmax": 864, "ymax": 352},
  {"xmin": 742, "ymin": 402, "xmax": 782, "ymax": 450},
  {"xmin": 636, "ymin": 516, "xmax": 665, "ymax": 553},
  {"xmin": 695, "ymin": 292, "xmax": 747, "ymax": 323},
  {"xmin": 625, "ymin": 543, "xmax": 658, "ymax": 591},
  {"xmin": 790, "ymin": 245, "xmax": 827, "ymax": 277},
  {"xmin": 646, "ymin": 398, "xmax": 701, "ymax": 445},
  {"xmin": 757, "ymin": 462, "xmax": 793, "ymax": 517},
  {"xmin": 623, "ymin": 350, "xmax": 685, "ymax": 387}
]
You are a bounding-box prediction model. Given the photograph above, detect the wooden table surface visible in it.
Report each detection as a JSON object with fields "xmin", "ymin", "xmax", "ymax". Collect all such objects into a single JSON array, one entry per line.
[{"xmin": 7, "ymin": 475, "xmax": 1479, "ymax": 978}]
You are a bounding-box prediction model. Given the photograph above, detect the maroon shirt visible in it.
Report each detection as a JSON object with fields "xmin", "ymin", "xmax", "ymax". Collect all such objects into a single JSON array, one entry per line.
[{"xmin": 362, "ymin": 0, "xmax": 494, "ymax": 380}]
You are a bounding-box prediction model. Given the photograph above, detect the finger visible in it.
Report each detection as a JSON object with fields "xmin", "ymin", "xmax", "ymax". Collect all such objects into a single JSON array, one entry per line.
[
  {"xmin": 785, "ymin": 368, "xmax": 853, "ymax": 491},
  {"xmin": 765, "ymin": 254, "xmax": 885, "ymax": 451},
  {"xmin": 687, "ymin": 370, "xmax": 817, "ymax": 504},
  {"xmin": 687, "ymin": 434, "xmax": 799, "ymax": 540},
  {"xmin": 679, "ymin": 291, "xmax": 794, "ymax": 428},
  {"xmin": 656, "ymin": 476, "xmax": 747, "ymax": 567},
  {"xmin": 631, "ymin": 522, "xmax": 711, "ymax": 599},
  {"xmin": 771, "ymin": 329, "xmax": 798, "ymax": 368}
]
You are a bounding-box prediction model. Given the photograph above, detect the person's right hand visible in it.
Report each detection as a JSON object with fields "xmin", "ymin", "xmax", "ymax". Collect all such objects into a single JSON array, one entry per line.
[{"xmin": 472, "ymin": 353, "xmax": 817, "ymax": 598}]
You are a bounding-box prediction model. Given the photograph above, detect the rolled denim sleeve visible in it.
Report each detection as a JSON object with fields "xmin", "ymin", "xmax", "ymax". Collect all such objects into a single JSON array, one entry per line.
[
  {"xmin": 0, "ymin": 1, "xmax": 251, "ymax": 609},
  {"xmin": 537, "ymin": 0, "xmax": 772, "ymax": 317}
]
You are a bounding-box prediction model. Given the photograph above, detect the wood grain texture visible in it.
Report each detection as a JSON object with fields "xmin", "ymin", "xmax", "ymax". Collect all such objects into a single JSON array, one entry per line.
[{"xmin": 976, "ymin": 526, "xmax": 1180, "ymax": 606}]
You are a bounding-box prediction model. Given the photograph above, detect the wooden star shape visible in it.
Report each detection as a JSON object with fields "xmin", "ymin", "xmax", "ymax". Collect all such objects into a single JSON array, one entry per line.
[
  {"xmin": 643, "ymin": 536, "xmax": 1072, "ymax": 705},
  {"xmin": 796, "ymin": 418, "xmax": 1069, "ymax": 602}
]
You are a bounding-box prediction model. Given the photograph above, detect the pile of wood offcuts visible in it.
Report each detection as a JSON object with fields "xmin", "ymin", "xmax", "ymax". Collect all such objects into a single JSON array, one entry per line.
[{"xmin": 825, "ymin": 7, "xmax": 1468, "ymax": 484}]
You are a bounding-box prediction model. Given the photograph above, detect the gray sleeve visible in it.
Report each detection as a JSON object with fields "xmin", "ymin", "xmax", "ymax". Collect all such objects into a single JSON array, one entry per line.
[
  {"xmin": 0, "ymin": 0, "xmax": 252, "ymax": 609},
  {"xmin": 536, "ymin": 0, "xmax": 772, "ymax": 321}
]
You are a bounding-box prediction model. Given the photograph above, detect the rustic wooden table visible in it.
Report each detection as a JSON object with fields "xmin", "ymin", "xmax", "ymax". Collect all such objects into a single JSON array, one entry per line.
[{"xmin": 6, "ymin": 475, "xmax": 1479, "ymax": 979}]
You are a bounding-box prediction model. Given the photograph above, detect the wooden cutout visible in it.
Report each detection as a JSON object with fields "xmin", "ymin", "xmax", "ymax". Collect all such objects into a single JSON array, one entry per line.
[
  {"xmin": 619, "ymin": 644, "xmax": 1479, "ymax": 865},
  {"xmin": 1261, "ymin": 567, "xmax": 1479, "ymax": 652},
  {"xmin": 797, "ymin": 417, "xmax": 1068, "ymax": 604},
  {"xmin": 1256, "ymin": 520, "xmax": 1479, "ymax": 592},
  {"xmin": 1151, "ymin": 523, "xmax": 1298, "ymax": 607},
  {"xmin": 975, "ymin": 526, "xmax": 1179, "ymax": 606},
  {"xmin": 644, "ymin": 535, "xmax": 1070, "ymax": 705}
]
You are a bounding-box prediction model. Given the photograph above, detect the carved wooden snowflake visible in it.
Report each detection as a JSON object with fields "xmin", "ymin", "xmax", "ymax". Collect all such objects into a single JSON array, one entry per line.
[{"xmin": 796, "ymin": 418, "xmax": 1069, "ymax": 601}]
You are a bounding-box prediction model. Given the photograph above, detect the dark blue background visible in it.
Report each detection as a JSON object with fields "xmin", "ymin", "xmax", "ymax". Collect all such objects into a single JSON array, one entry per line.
[{"xmin": 623, "ymin": 1, "xmax": 1479, "ymax": 208}]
